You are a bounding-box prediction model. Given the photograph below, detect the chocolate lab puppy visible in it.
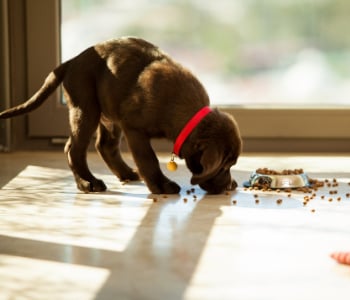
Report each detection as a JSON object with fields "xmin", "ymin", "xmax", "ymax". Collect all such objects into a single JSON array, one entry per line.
[{"xmin": 0, "ymin": 37, "xmax": 242, "ymax": 194}]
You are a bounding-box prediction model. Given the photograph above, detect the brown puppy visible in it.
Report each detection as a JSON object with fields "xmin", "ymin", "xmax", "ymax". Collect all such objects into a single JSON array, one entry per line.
[{"xmin": 0, "ymin": 37, "xmax": 242, "ymax": 194}]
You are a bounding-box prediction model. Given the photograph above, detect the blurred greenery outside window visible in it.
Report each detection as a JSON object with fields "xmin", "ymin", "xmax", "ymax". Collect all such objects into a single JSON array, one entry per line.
[{"xmin": 61, "ymin": 0, "xmax": 350, "ymax": 107}]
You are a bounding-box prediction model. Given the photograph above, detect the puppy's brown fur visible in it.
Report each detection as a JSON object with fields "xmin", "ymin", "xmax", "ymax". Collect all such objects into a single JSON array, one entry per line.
[{"xmin": 0, "ymin": 37, "xmax": 242, "ymax": 194}]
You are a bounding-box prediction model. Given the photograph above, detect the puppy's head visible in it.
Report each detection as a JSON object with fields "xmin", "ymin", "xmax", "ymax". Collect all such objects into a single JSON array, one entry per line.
[{"xmin": 183, "ymin": 110, "xmax": 242, "ymax": 194}]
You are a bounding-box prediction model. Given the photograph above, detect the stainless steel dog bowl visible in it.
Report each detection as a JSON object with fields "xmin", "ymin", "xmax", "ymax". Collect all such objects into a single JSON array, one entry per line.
[{"xmin": 244, "ymin": 172, "xmax": 310, "ymax": 189}]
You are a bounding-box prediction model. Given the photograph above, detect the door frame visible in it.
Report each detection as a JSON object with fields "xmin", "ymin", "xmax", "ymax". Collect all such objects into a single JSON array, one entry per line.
[{"xmin": 0, "ymin": 0, "xmax": 10, "ymax": 151}]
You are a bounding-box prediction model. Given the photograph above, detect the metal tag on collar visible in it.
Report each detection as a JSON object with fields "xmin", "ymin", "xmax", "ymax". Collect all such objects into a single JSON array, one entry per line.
[{"xmin": 167, "ymin": 153, "xmax": 178, "ymax": 171}]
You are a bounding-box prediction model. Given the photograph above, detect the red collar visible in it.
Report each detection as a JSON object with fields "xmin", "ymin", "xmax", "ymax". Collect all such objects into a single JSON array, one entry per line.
[{"xmin": 173, "ymin": 106, "xmax": 212, "ymax": 156}]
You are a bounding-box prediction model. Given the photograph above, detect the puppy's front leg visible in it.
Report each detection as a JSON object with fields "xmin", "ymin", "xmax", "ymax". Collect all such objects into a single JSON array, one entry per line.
[{"xmin": 124, "ymin": 129, "xmax": 180, "ymax": 194}]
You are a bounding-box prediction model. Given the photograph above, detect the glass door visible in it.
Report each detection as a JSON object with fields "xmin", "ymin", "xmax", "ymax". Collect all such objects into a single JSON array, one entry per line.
[{"xmin": 5, "ymin": 0, "xmax": 348, "ymax": 151}]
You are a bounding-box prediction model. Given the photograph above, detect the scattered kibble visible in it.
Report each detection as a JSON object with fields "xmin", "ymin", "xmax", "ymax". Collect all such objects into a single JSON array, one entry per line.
[
  {"xmin": 153, "ymin": 198, "xmax": 158, "ymax": 203},
  {"xmin": 183, "ymin": 198, "xmax": 188, "ymax": 203},
  {"xmin": 229, "ymin": 171, "xmax": 347, "ymax": 212}
]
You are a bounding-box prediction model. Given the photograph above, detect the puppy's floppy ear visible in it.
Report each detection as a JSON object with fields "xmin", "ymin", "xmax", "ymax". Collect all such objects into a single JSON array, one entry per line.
[{"xmin": 190, "ymin": 142, "xmax": 224, "ymax": 185}]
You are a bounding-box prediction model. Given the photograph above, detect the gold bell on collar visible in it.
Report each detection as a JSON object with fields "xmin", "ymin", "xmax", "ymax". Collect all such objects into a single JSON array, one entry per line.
[{"xmin": 167, "ymin": 153, "xmax": 178, "ymax": 171}]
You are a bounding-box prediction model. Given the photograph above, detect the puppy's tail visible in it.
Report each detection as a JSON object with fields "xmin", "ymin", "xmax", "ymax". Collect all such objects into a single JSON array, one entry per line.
[{"xmin": 0, "ymin": 61, "xmax": 70, "ymax": 118}]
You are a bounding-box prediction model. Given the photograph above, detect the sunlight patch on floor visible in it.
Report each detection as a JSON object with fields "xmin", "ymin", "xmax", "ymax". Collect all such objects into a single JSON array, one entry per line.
[
  {"xmin": 0, "ymin": 165, "xmax": 152, "ymax": 252},
  {"xmin": 0, "ymin": 254, "xmax": 110, "ymax": 300}
]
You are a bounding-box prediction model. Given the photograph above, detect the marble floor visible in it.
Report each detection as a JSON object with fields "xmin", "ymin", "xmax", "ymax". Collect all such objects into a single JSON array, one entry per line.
[{"xmin": 0, "ymin": 151, "xmax": 350, "ymax": 300}]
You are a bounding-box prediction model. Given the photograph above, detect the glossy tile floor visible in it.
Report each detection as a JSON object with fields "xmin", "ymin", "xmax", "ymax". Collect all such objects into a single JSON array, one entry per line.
[{"xmin": 1, "ymin": 151, "xmax": 350, "ymax": 300}]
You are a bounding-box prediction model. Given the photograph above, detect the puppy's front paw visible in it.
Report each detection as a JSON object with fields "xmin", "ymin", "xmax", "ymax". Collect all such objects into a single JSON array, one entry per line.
[
  {"xmin": 162, "ymin": 180, "xmax": 181, "ymax": 194},
  {"xmin": 120, "ymin": 170, "xmax": 140, "ymax": 182},
  {"xmin": 149, "ymin": 180, "xmax": 181, "ymax": 194},
  {"xmin": 77, "ymin": 178, "xmax": 107, "ymax": 193}
]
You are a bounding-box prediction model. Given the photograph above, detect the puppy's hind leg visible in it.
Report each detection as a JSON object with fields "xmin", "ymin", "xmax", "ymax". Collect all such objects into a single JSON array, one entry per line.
[
  {"xmin": 95, "ymin": 121, "xmax": 140, "ymax": 182},
  {"xmin": 65, "ymin": 107, "xmax": 107, "ymax": 192}
]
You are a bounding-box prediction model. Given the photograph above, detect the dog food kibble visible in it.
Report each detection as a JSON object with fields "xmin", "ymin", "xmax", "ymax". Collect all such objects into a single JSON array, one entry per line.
[
  {"xmin": 311, "ymin": 209, "xmax": 316, "ymax": 213},
  {"xmin": 346, "ymin": 193, "xmax": 350, "ymax": 198},
  {"xmin": 153, "ymin": 198, "xmax": 158, "ymax": 203},
  {"xmin": 232, "ymin": 200, "xmax": 237, "ymax": 205},
  {"xmin": 276, "ymin": 199, "xmax": 283, "ymax": 205},
  {"xmin": 256, "ymin": 168, "xmax": 304, "ymax": 175},
  {"xmin": 183, "ymin": 198, "xmax": 188, "ymax": 203},
  {"xmin": 255, "ymin": 199, "xmax": 260, "ymax": 204}
]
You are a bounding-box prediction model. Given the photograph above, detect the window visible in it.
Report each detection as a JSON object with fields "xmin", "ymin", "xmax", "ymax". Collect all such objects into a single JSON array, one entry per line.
[{"xmin": 62, "ymin": 0, "xmax": 350, "ymax": 107}]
